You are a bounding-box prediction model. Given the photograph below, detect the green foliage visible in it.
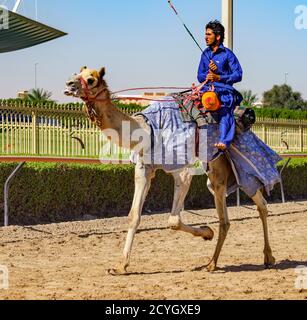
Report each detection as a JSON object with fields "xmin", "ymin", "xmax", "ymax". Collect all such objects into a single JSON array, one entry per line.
[
  {"xmin": 0, "ymin": 98, "xmax": 144, "ymax": 115},
  {"xmin": 26, "ymin": 88, "xmax": 54, "ymax": 103},
  {"xmin": 274, "ymin": 159, "xmax": 307, "ymax": 200},
  {"xmin": 0, "ymin": 159, "xmax": 306, "ymax": 226},
  {"xmin": 263, "ymin": 85, "xmax": 306, "ymax": 110},
  {"xmin": 114, "ymin": 101, "xmax": 146, "ymax": 114},
  {"xmin": 254, "ymin": 107, "xmax": 307, "ymax": 120},
  {"xmin": 0, "ymin": 163, "xmax": 136, "ymax": 225},
  {"xmin": 0, "ymin": 98, "xmax": 84, "ymax": 111},
  {"xmin": 241, "ymin": 90, "xmax": 258, "ymax": 107},
  {"xmin": 2, "ymin": 97, "xmax": 307, "ymax": 120}
]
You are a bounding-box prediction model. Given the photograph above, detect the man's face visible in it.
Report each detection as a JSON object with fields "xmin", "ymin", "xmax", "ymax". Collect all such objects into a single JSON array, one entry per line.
[{"xmin": 205, "ymin": 28, "xmax": 218, "ymax": 46}]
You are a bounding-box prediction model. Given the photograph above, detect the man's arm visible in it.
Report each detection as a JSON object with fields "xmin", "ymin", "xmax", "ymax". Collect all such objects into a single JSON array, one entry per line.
[
  {"xmin": 219, "ymin": 50, "xmax": 243, "ymax": 85},
  {"xmin": 197, "ymin": 53, "xmax": 210, "ymax": 83}
]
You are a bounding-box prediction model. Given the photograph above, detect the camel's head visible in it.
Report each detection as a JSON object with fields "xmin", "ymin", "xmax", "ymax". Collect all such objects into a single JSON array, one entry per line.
[{"xmin": 64, "ymin": 66, "xmax": 107, "ymax": 101}]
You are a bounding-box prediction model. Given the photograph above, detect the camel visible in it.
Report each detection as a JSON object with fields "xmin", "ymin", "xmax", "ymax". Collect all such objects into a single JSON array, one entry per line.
[{"xmin": 64, "ymin": 66, "xmax": 276, "ymax": 274}]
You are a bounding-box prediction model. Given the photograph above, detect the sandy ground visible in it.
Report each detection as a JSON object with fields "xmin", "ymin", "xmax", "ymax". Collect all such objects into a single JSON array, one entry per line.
[{"xmin": 0, "ymin": 201, "xmax": 307, "ymax": 300}]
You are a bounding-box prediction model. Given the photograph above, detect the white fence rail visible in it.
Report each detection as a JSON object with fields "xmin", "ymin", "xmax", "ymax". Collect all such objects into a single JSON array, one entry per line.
[{"xmin": 1, "ymin": 104, "xmax": 307, "ymax": 157}]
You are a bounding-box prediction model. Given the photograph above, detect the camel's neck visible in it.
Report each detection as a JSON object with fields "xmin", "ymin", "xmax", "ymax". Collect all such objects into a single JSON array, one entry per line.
[{"xmin": 85, "ymin": 89, "xmax": 145, "ymax": 149}]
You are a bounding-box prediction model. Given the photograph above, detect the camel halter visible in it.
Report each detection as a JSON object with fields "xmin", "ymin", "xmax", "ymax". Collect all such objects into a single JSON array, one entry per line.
[
  {"xmin": 78, "ymin": 76, "xmax": 108, "ymax": 123},
  {"xmin": 79, "ymin": 76, "xmax": 108, "ymax": 104}
]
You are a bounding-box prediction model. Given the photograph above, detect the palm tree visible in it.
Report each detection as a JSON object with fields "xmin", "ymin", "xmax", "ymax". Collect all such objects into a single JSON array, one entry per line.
[
  {"xmin": 27, "ymin": 88, "xmax": 53, "ymax": 103},
  {"xmin": 241, "ymin": 90, "xmax": 258, "ymax": 107}
]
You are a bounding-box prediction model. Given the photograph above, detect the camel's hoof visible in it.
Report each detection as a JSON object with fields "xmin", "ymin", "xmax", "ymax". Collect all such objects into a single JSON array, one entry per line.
[
  {"xmin": 206, "ymin": 261, "xmax": 217, "ymax": 272},
  {"xmin": 202, "ymin": 226, "xmax": 214, "ymax": 241},
  {"xmin": 106, "ymin": 267, "xmax": 127, "ymax": 276},
  {"xmin": 264, "ymin": 256, "xmax": 276, "ymax": 269}
]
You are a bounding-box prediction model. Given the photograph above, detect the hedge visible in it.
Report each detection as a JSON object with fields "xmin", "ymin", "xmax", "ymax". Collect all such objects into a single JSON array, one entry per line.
[
  {"xmin": 254, "ymin": 108, "xmax": 307, "ymax": 120},
  {"xmin": 2, "ymin": 98, "xmax": 307, "ymax": 120},
  {"xmin": 0, "ymin": 98, "xmax": 144, "ymax": 113},
  {"xmin": 0, "ymin": 159, "xmax": 306, "ymax": 226}
]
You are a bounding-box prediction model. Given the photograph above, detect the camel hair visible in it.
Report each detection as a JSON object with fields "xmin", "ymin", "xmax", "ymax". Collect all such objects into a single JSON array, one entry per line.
[{"xmin": 64, "ymin": 66, "xmax": 275, "ymax": 274}]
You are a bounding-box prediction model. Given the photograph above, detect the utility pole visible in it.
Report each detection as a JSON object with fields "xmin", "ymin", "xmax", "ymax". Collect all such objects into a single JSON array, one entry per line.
[
  {"xmin": 35, "ymin": 0, "xmax": 38, "ymax": 21},
  {"xmin": 12, "ymin": 0, "xmax": 23, "ymax": 13},
  {"xmin": 222, "ymin": 0, "xmax": 233, "ymax": 50},
  {"xmin": 285, "ymin": 72, "xmax": 289, "ymax": 85},
  {"xmin": 34, "ymin": 63, "xmax": 38, "ymax": 89},
  {"xmin": 13, "ymin": 0, "xmax": 38, "ymax": 20}
]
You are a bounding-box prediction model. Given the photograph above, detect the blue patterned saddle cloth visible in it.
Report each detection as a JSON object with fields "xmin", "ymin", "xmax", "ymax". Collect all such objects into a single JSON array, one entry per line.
[{"xmin": 131, "ymin": 99, "xmax": 282, "ymax": 197}]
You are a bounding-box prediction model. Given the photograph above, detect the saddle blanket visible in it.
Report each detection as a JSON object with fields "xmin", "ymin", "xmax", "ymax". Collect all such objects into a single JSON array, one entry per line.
[{"xmin": 131, "ymin": 99, "xmax": 282, "ymax": 197}]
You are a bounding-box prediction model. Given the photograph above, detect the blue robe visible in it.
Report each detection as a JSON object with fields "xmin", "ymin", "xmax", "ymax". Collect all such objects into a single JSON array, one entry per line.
[{"xmin": 198, "ymin": 44, "xmax": 243, "ymax": 148}]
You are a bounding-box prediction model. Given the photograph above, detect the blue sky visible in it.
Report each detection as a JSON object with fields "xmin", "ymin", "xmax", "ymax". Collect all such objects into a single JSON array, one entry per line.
[{"xmin": 0, "ymin": 0, "xmax": 306, "ymax": 102}]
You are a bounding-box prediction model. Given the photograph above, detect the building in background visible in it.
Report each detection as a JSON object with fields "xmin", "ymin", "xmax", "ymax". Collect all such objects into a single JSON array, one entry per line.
[
  {"xmin": 17, "ymin": 91, "xmax": 28, "ymax": 99},
  {"xmin": 117, "ymin": 92, "xmax": 168, "ymax": 107}
]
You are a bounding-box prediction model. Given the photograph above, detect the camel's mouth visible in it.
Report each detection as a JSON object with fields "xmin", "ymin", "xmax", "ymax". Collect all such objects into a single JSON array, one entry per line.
[
  {"xmin": 64, "ymin": 74, "xmax": 82, "ymax": 97},
  {"xmin": 64, "ymin": 67, "xmax": 105, "ymax": 100},
  {"xmin": 64, "ymin": 86, "xmax": 79, "ymax": 97}
]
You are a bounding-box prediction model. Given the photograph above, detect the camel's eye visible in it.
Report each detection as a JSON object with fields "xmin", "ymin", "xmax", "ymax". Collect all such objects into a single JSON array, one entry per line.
[{"xmin": 87, "ymin": 78, "xmax": 95, "ymax": 86}]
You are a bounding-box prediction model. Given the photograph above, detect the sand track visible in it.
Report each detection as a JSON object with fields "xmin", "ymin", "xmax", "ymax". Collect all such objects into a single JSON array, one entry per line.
[{"xmin": 0, "ymin": 201, "xmax": 307, "ymax": 300}]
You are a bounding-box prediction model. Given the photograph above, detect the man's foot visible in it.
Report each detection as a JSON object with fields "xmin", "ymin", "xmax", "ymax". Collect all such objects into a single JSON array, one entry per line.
[{"xmin": 214, "ymin": 142, "xmax": 227, "ymax": 151}]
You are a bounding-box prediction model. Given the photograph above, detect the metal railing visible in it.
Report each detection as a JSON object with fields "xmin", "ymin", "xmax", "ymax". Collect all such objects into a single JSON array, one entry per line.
[{"xmin": 0, "ymin": 103, "xmax": 132, "ymax": 158}]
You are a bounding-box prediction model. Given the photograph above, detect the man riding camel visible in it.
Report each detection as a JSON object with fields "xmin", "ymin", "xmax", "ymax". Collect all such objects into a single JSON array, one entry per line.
[{"xmin": 198, "ymin": 20, "xmax": 243, "ymax": 150}]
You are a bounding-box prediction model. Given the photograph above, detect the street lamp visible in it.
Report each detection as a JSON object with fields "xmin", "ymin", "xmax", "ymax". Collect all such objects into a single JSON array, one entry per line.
[
  {"xmin": 35, "ymin": 0, "xmax": 38, "ymax": 21},
  {"xmin": 34, "ymin": 63, "xmax": 38, "ymax": 89},
  {"xmin": 285, "ymin": 72, "xmax": 289, "ymax": 85},
  {"xmin": 222, "ymin": 0, "xmax": 233, "ymax": 50}
]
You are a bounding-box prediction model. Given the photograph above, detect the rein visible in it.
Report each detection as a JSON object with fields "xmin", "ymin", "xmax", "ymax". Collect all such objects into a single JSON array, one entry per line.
[
  {"xmin": 79, "ymin": 76, "xmax": 209, "ymax": 105},
  {"xmin": 112, "ymin": 86, "xmax": 191, "ymax": 95}
]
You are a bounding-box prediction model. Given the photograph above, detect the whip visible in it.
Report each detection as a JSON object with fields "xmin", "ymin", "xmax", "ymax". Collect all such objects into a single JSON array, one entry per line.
[{"xmin": 167, "ymin": 0, "xmax": 203, "ymax": 52}]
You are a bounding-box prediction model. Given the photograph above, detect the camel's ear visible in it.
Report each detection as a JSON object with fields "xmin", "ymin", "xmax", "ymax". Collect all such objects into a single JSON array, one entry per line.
[
  {"xmin": 99, "ymin": 67, "xmax": 105, "ymax": 79},
  {"xmin": 80, "ymin": 66, "xmax": 87, "ymax": 72}
]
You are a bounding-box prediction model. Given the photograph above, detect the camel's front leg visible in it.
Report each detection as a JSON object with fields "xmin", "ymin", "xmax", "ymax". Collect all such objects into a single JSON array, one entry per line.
[
  {"xmin": 252, "ymin": 189, "xmax": 275, "ymax": 268},
  {"xmin": 108, "ymin": 163, "xmax": 154, "ymax": 275},
  {"xmin": 168, "ymin": 169, "xmax": 214, "ymax": 240},
  {"xmin": 197, "ymin": 154, "xmax": 232, "ymax": 272},
  {"xmin": 206, "ymin": 182, "xmax": 230, "ymax": 272}
]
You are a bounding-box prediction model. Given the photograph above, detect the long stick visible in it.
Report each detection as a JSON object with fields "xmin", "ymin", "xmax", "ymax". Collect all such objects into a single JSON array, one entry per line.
[{"xmin": 167, "ymin": 0, "xmax": 203, "ymax": 52}]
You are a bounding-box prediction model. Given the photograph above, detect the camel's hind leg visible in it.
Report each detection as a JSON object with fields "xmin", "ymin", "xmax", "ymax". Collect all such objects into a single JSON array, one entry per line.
[
  {"xmin": 108, "ymin": 162, "xmax": 155, "ymax": 275},
  {"xmin": 168, "ymin": 169, "xmax": 214, "ymax": 240},
  {"xmin": 252, "ymin": 189, "xmax": 275, "ymax": 268}
]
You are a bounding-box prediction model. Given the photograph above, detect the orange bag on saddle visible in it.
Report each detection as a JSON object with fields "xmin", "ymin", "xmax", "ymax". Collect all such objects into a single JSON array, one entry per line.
[{"xmin": 201, "ymin": 91, "xmax": 221, "ymax": 112}]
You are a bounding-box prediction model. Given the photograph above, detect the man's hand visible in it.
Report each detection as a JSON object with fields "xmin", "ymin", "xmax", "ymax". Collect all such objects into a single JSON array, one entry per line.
[
  {"xmin": 206, "ymin": 71, "xmax": 221, "ymax": 83},
  {"xmin": 209, "ymin": 60, "xmax": 218, "ymax": 73}
]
